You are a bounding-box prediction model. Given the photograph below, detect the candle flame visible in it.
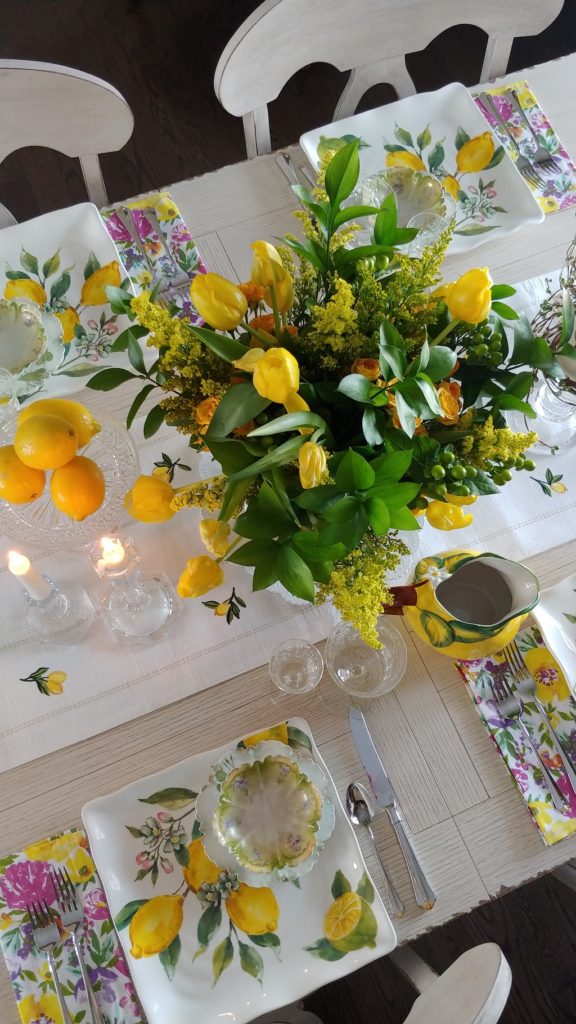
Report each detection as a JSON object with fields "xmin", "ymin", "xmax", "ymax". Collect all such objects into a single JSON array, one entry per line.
[
  {"xmin": 99, "ymin": 536, "xmax": 126, "ymax": 567},
  {"xmin": 7, "ymin": 550, "xmax": 30, "ymax": 576}
]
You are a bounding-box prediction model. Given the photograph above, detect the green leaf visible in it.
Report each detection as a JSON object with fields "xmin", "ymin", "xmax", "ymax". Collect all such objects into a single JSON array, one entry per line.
[
  {"xmin": 212, "ymin": 936, "xmax": 234, "ymax": 983},
  {"xmin": 466, "ymin": 469, "xmax": 499, "ymax": 496},
  {"xmin": 50, "ymin": 271, "xmax": 71, "ymax": 303},
  {"xmin": 373, "ymin": 193, "xmax": 397, "ymax": 246},
  {"xmin": 126, "ymin": 333, "xmax": 146, "ymax": 373},
  {"xmin": 4, "ymin": 270, "xmax": 31, "ymax": 280},
  {"xmin": 83, "ymin": 251, "xmax": 100, "ymax": 279},
  {"xmin": 324, "ymin": 140, "xmax": 360, "ymax": 208},
  {"xmin": 356, "ymin": 871, "xmax": 375, "ymax": 904},
  {"xmin": 337, "ymin": 373, "xmax": 375, "ymax": 403},
  {"xmin": 371, "ymin": 449, "xmax": 412, "ymax": 483},
  {"xmin": 248, "ymin": 932, "xmax": 281, "ymax": 948},
  {"xmin": 559, "ymin": 288, "xmax": 575, "ymax": 351},
  {"xmin": 332, "ymin": 203, "xmax": 379, "ymax": 229},
  {"xmin": 43, "ymin": 251, "xmax": 61, "ymax": 278},
  {"xmin": 219, "ymin": 477, "xmax": 252, "ymax": 523},
  {"xmin": 323, "ymin": 495, "xmax": 362, "ymax": 523},
  {"xmin": 394, "ymin": 125, "xmax": 414, "ymax": 148},
  {"xmin": 248, "ymin": 411, "xmax": 328, "ymax": 437},
  {"xmin": 228, "ymin": 435, "xmax": 304, "ymax": 482},
  {"xmin": 114, "ymin": 900, "xmax": 148, "ymax": 930},
  {"xmin": 228, "ymin": 539, "xmax": 281, "ymax": 567},
  {"xmin": 454, "ymin": 225, "xmax": 497, "ymax": 236},
  {"xmin": 105, "ymin": 285, "xmax": 134, "ymax": 315},
  {"xmin": 485, "ymin": 144, "xmax": 506, "ymax": 168},
  {"xmin": 188, "ymin": 324, "xmax": 248, "ymax": 362},
  {"xmin": 493, "ymin": 394, "xmax": 536, "ymax": 418},
  {"xmin": 305, "ymin": 938, "xmax": 347, "ymax": 961},
  {"xmin": 203, "ymin": 437, "xmax": 256, "ymax": 476},
  {"xmin": 125, "ymin": 825, "xmax": 144, "ymax": 838},
  {"xmin": 139, "ymin": 787, "xmax": 197, "ymax": 809},
  {"xmin": 111, "ymin": 324, "xmax": 149, "ymax": 353},
  {"xmin": 239, "ymin": 941, "xmax": 264, "ymax": 981},
  {"xmin": 417, "ymin": 125, "xmax": 432, "ymax": 151},
  {"xmin": 490, "ymin": 284, "xmax": 516, "ymax": 300},
  {"xmin": 425, "ymin": 345, "xmax": 457, "ymax": 382},
  {"xmin": 414, "ymin": 376, "xmax": 442, "ymax": 414},
  {"xmin": 235, "ymin": 506, "xmax": 291, "ymax": 540},
  {"xmin": 335, "ymin": 450, "xmax": 376, "ymax": 491},
  {"xmin": 197, "ymin": 904, "xmax": 222, "ymax": 948},
  {"xmin": 491, "ymin": 301, "xmax": 519, "ymax": 320},
  {"xmin": 20, "ymin": 249, "xmax": 39, "ymax": 276},
  {"xmin": 394, "ymin": 389, "xmax": 417, "ymax": 437},
  {"xmin": 126, "ymin": 383, "xmax": 156, "ymax": 429},
  {"xmin": 455, "ymin": 126, "xmax": 470, "ymax": 150},
  {"xmin": 87, "ymin": 367, "xmax": 137, "ymax": 390},
  {"xmin": 389, "ymin": 506, "xmax": 421, "ymax": 530},
  {"xmin": 286, "ymin": 724, "xmax": 313, "ymax": 751},
  {"xmin": 366, "ymin": 496, "xmax": 390, "ymax": 534},
  {"xmin": 362, "ymin": 406, "xmax": 384, "ymax": 446},
  {"xmin": 563, "ymin": 613, "xmax": 576, "ymax": 624},
  {"xmin": 331, "ymin": 869, "xmax": 352, "ymax": 898},
  {"xmin": 292, "ymin": 531, "xmax": 346, "ymax": 562},
  {"xmin": 253, "ymin": 558, "xmax": 280, "ymax": 590},
  {"xmin": 428, "ymin": 141, "xmax": 445, "ymax": 172},
  {"xmin": 143, "ymin": 404, "xmax": 166, "ymax": 438},
  {"xmin": 159, "ymin": 935, "xmax": 181, "ymax": 981},
  {"xmin": 371, "ymin": 481, "xmax": 420, "ymax": 508},
  {"xmin": 207, "ymin": 382, "xmax": 269, "ymax": 438},
  {"xmin": 282, "ymin": 236, "xmax": 327, "ymax": 272},
  {"xmin": 55, "ymin": 363, "xmax": 103, "ymax": 378},
  {"xmin": 276, "ymin": 546, "xmax": 315, "ymax": 601},
  {"xmin": 294, "ymin": 484, "xmax": 338, "ymax": 511},
  {"xmin": 379, "ymin": 320, "xmax": 407, "ymax": 379}
]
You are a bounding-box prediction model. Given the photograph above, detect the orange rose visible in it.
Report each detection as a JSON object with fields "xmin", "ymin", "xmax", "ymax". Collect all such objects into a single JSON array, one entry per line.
[
  {"xmin": 195, "ymin": 396, "xmax": 220, "ymax": 426},
  {"xmin": 239, "ymin": 281, "xmax": 265, "ymax": 304},
  {"xmin": 351, "ymin": 358, "xmax": 380, "ymax": 381},
  {"xmin": 232, "ymin": 420, "xmax": 254, "ymax": 437},
  {"xmin": 437, "ymin": 381, "xmax": 462, "ymax": 425},
  {"xmin": 251, "ymin": 313, "xmax": 298, "ymax": 337}
]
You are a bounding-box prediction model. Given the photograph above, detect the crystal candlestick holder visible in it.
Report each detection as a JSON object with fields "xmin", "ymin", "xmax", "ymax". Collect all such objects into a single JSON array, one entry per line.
[
  {"xmin": 88, "ymin": 535, "xmax": 140, "ymax": 579},
  {"xmin": 20, "ymin": 575, "xmax": 96, "ymax": 644},
  {"xmin": 103, "ymin": 570, "xmax": 179, "ymax": 643}
]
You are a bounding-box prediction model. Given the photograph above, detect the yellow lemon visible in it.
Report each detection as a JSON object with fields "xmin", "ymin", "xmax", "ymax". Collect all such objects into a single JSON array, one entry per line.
[
  {"xmin": 54, "ymin": 306, "xmax": 80, "ymax": 343},
  {"xmin": 226, "ymin": 883, "xmax": 279, "ymax": 935},
  {"xmin": 323, "ymin": 891, "xmax": 377, "ymax": 952},
  {"xmin": 456, "ymin": 132, "xmax": 495, "ymax": 174},
  {"xmin": 14, "ymin": 414, "xmax": 78, "ymax": 470},
  {"xmin": 442, "ymin": 174, "xmax": 461, "ymax": 200},
  {"xmin": 129, "ymin": 895, "xmax": 184, "ymax": 958},
  {"xmin": 4, "ymin": 278, "xmax": 47, "ymax": 305},
  {"xmin": 243, "ymin": 723, "xmax": 289, "ymax": 748},
  {"xmin": 182, "ymin": 838, "xmax": 221, "ymax": 892},
  {"xmin": 0, "ymin": 445, "xmax": 45, "ymax": 503},
  {"xmin": 18, "ymin": 398, "xmax": 101, "ymax": 448},
  {"xmin": 50, "ymin": 456, "xmax": 105, "ymax": 521},
  {"xmin": 80, "ymin": 261, "xmax": 121, "ymax": 306},
  {"xmin": 385, "ymin": 151, "xmax": 426, "ymax": 172}
]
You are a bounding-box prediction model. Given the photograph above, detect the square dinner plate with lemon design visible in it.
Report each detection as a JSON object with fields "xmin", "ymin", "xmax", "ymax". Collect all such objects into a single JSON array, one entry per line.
[
  {"xmin": 0, "ymin": 202, "xmax": 133, "ymax": 399},
  {"xmin": 300, "ymin": 82, "xmax": 543, "ymax": 253},
  {"xmin": 82, "ymin": 718, "xmax": 396, "ymax": 1024}
]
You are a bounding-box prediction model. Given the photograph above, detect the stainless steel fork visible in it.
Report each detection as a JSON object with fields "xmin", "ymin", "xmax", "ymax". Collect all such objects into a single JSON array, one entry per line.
[
  {"xmin": 506, "ymin": 90, "xmax": 560, "ymax": 173},
  {"xmin": 479, "ymin": 92, "xmax": 545, "ymax": 189},
  {"xmin": 504, "ymin": 641, "xmax": 576, "ymax": 791},
  {"xmin": 51, "ymin": 866, "xmax": 104, "ymax": 1024},
  {"xmin": 27, "ymin": 900, "xmax": 75, "ymax": 1024},
  {"xmin": 488, "ymin": 672, "xmax": 566, "ymax": 810}
]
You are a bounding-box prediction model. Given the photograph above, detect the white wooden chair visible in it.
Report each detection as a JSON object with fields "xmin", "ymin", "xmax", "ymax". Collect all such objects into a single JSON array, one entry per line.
[
  {"xmin": 0, "ymin": 60, "xmax": 134, "ymax": 227},
  {"xmin": 253, "ymin": 943, "xmax": 511, "ymax": 1024},
  {"xmin": 215, "ymin": 0, "xmax": 564, "ymax": 157}
]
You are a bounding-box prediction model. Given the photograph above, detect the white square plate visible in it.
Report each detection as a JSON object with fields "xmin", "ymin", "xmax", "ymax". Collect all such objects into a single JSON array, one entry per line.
[
  {"xmin": 0, "ymin": 202, "xmax": 132, "ymax": 397},
  {"xmin": 83, "ymin": 717, "xmax": 396, "ymax": 1024},
  {"xmin": 300, "ymin": 82, "xmax": 544, "ymax": 253},
  {"xmin": 533, "ymin": 573, "xmax": 576, "ymax": 694}
]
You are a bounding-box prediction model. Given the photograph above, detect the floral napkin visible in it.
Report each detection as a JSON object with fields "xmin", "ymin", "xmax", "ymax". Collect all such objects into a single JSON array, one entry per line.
[
  {"xmin": 100, "ymin": 191, "xmax": 206, "ymax": 322},
  {"xmin": 0, "ymin": 830, "xmax": 145, "ymax": 1024},
  {"xmin": 456, "ymin": 626, "xmax": 576, "ymax": 845},
  {"xmin": 474, "ymin": 80, "xmax": 576, "ymax": 214}
]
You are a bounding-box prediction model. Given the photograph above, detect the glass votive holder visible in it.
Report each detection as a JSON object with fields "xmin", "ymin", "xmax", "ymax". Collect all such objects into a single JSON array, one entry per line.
[
  {"xmin": 88, "ymin": 535, "xmax": 140, "ymax": 579},
  {"xmin": 103, "ymin": 570, "xmax": 179, "ymax": 644},
  {"xmin": 325, "ymin": 618, "xmax": 408, "ymax": 698},
  {"xmin": 269, "ymin": 639, "xmax": 324, "ymax": 695}
]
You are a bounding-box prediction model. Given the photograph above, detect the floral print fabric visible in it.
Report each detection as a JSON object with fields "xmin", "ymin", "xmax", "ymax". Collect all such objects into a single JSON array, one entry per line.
[{"xmin": 456, "ymin": 626, "xmax": 576, "ymax": 845}]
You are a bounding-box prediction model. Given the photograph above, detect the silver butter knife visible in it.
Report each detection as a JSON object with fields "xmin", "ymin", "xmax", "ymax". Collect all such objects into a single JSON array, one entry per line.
[{"xmin": 349, "ymin": 705, "xmax": 436, "ymax": 910}]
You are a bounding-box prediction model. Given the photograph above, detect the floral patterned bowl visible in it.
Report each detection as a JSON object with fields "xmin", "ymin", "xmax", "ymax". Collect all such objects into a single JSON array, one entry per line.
[
  {"xmin": 0, "ymin": 299, "xmax": 65, "ymax": 397},
  {"xmin": 196, "ymin": 741, "xmax": 336, "ymax": 886}
]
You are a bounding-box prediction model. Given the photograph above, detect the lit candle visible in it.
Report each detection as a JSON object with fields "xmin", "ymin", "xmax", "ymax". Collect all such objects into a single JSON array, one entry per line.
[
  {"xmin": 8, "ymin": 550, "xmax": 52, "ymax": 601},
  {"xmin": 96, "ymin": 536, "xmax": 126, "ymax": 576}
]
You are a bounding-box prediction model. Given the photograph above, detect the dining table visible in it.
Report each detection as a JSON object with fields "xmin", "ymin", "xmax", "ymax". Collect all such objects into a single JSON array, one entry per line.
[{"xmin": 2, "ymin": 51, "xmax": 576, "ymax": 1024}]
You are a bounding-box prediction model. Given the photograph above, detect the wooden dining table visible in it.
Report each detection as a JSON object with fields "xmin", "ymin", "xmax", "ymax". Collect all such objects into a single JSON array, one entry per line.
[{"xmin": 2, "ymin": 52, "xmax": 576, "ymax": 1022}]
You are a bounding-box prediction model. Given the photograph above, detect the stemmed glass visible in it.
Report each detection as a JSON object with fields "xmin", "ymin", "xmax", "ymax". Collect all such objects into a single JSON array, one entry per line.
[{"xmin": 325, "ymin": 619, "xmax": 408, "ymax": 698}]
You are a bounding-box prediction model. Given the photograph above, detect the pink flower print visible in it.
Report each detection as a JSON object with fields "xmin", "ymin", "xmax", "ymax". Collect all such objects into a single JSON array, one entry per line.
[
  {"xmin": 156, "ymin": 811, "xmax": 172, "ymax": 823},
  {"xmin": 135, "ymin": 852, "xmax": 153, "ymax": 869},
  {"xmin": 104, "ymin": 323, "xmax": 118, "ymax": 335},
  {"xmin": 0, "ymin": 860, "xmax": 54, "ymax": 910},
  {"xmin": 494, "ymin": 96, "xmax": 514, "ymax": 122},
  {"xmin": 120, "ymin": 981, "xmax": 141, "ymax": 1017},
  {"xmin": 161, "ymin": 859, "xmax": 174, "ymax": 874},
  {"xmin": 171, "ymin": 225, "xmax": 192, "ymax": 246},
  {"xmin": 87, "ymin": 319, "xmax": 98, "ymax": 330},
  {"xmin": 106, "ymin": 213, "xmax": 131, "ymax": 242},
  {"xmin": 131, "ymin": 210, "xmax": 153, "ymax": 238},
  {"xmin": 82, "ymin": 887, "xmax": 109, "ymax": 922}
]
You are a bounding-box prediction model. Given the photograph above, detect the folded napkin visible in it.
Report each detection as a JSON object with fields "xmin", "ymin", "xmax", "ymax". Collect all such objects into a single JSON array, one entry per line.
[
  {"xmin": 474, "ymin": 81, "xmax": 576, "ymax": 215},
  {"xmin": 456, "ymin": 626, "xmax": 576, "ymax": 845},
  {"xmin": 0, "ymin": 829, "xmax": 145, "ymax": 1024},
  {"xmin": 100, "ymin": 191, "xmax": 206, "ymax": 321}
]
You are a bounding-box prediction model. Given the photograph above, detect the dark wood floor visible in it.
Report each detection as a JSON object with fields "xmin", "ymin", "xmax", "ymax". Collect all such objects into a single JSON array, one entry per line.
[{"xmin": 2, "ymin": 1, "xmax": 576, "ymax": 1020}]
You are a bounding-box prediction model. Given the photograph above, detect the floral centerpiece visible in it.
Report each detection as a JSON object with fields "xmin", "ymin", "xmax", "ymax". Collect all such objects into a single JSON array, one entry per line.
[{"xmin": 89, "ymin": 141, "xmax": 567, "ymax": 645}]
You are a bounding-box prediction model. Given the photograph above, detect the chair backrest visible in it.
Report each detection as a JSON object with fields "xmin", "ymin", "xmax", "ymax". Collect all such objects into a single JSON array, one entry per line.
[
  {"xmin": 215, "ymin": 0, "xmax": 563, "ymax": 157},
  {"xmin": 402, "ymin": 943, "xmax": 512, "ymax": 1024},
  {"xmin": 0, "ymin": 60, "xmax": 134, "ymax": 225}
]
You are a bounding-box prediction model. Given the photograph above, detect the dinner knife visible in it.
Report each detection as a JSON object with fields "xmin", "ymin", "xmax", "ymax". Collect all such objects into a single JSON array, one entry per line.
[{"xmin": 349, "ymin": 705, "xmax": 436, "ymax": 910}]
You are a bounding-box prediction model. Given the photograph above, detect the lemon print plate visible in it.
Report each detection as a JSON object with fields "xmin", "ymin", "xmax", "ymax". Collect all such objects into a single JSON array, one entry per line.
[
  {"xmin": 300, "ymin": 82, "xmax": 543, "ymax": 253},
  {"xmin": 0, "ymin": 202, "xmax": 133, "ymax": 399},
  {"xmin": 82, "ymin": 717, "xmax": 396, "ymax": 1024}
]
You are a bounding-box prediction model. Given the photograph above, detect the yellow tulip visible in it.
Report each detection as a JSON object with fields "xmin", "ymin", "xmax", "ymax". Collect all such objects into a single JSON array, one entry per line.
[
  {"xmin": 199, "ymin": 518, "xmax": 232, "ymax": 557},
  {"xmin": 124, "ymin": 474, "xmax": 176, "ymax": 523},
  {"xmin": 54, "ymin": 307, "xmax": 80, "ymax": 343},
  {"xmin": 442, "ymin": 175, "xmax": 460, "ymax": 200},
  {"xmin": 283, "ymin": 390, "xmax": 310, "ymax": 414},
  {"xmin": 253, "ymin": 347, "xmax": 299, "ymax": 404},
  {"xmin": 456, "ymin": 132, "xmax": 495, "ymax": 174},
  {"xmin": 425, "ymin": 500, "xmax": 473, "ymax": 531},
  {"xmin": 190, "ymin": 272, "xmax": 248, "ymax": 330},
  {"xmin": 298, "ymin": 441, "xmax": 327, "ymax": 489},
  {"xmin": 446, "ymin": 493, "xmax": 478, "ymax": 507},
  {"xmin": 177, "ymin": 555, "xmax": 224, "ymax": 598},
  {"xmin": 233, "ymin": 347, "xmax": 265, "ymax": 374},
  {"xmin": 385, "ymin": 151, "xmax": 426, "ymax": 172},
  {"xmin": 46, "ymin": 670, "xmax": 67, "ymax": 694},
  {"xmin": 80, "ymin": 261, "xmax": 121, "ymax": 306},
  {"xmin": 351, "ymin": 358, "xmax": 381, "ymax": 381},
  {"xmin": 4, "ymin": 278, "xmax": 47, "ymax": 305},
  {"xmin": 445, "ymin": 267, "xmax": 493, "ymax": 325},
  {"xmin": 250, "ymin": 241, "xmax": 294, "ymax": 313}
]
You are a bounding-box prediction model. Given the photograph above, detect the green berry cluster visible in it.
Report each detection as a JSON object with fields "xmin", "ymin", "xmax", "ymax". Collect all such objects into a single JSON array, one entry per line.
[
  {"xmin": 422, "ymin": 447, "xmax": 478, "ymax": 499},
  {"xmin": 455, "ymin": 320, "xmax": 503, "ymax": 366},
  {"xmin": 485, "ymin": 454, "xmax": 535, "ymax": 486}
]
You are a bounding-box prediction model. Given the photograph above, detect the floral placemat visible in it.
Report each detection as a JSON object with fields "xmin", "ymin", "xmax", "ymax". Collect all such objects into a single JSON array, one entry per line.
[
  {"xmin": 100, "ymin": 192, "xmax": 206, "ymax": 322},
  {"xmin": 0, "ymin": 830, "xmax": 145, "ymax": 1024},
  {"xmin": 456, "ymin": 626, "xmax": 576, "ymax": 845},
  {"xmin": 474, "ymin": 80, "xmax": 576, "ymax": 215}
]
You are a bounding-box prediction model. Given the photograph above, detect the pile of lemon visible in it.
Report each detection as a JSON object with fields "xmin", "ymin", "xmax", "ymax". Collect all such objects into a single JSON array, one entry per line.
[{"xmin": 0, "ymin": 398, "xmax": 105, "ymax": 521}]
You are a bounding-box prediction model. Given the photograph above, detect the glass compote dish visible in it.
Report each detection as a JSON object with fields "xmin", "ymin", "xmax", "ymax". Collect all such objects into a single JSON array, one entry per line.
[
  {"xmin": 195, "ymin": 740, "xmax": 336, "ymax": 886},
  {"xmin": 0, "ymin": 298, "xmax": 65, "ymax": 398},
  {"xmin": 346, "ymin": 167, "xmax": 456, "ymax": 254}
]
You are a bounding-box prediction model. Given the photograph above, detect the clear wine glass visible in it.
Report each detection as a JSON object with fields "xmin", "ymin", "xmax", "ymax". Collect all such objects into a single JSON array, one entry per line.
[
  {"xmin": 325, "ymin": 619, "xmax": 407, "ymax": 698},
  {"xmin": 269, "ymin": 639, "xmax": 324, "ymax": 694}
]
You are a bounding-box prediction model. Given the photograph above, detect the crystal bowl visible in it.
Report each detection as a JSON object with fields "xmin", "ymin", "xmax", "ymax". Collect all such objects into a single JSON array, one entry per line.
[
  {"xmin": 346, "ymin": 167, "xmax": 456, "ymax": 251},
  {"xmin": 0, "ymin": 414, "xmax": 139, "ymax": 552},
  {"xmin": 195, "ymin": 740, "xmax": 336, "ymax": 886},
  {"xmin": 0, "ymin": 299, "xmax": 65, "ymax": 397}
]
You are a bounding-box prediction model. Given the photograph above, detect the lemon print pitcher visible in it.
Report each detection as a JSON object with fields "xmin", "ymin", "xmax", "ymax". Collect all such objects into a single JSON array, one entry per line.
[{"xmin": 387, "ymin": 550, "xmax": 540, "ymax": 660}]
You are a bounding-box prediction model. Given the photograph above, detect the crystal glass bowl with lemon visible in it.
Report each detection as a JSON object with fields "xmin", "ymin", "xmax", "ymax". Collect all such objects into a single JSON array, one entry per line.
[
  {"xmin": 196, "ymin": 740, "xmax": 336, "ymax": 886},
  {"xmin": 0, "ymin": 397, "xmax": 138, "ymax": 550}
]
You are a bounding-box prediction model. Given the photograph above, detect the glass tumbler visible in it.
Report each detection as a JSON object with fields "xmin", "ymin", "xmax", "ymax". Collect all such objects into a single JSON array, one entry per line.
[
  {"xmin": 269, "ymin": 639, "xmax": 324, "ymax": 694},
  {"xmin": 325, "ymin": 618, "xmax": 407, "ymax": 698}
]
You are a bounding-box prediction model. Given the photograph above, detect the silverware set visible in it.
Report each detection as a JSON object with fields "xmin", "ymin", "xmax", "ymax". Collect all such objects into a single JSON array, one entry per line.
[
  {"xmin": 478, "ymin": 90, "xmax": 559, "ymax": 189},
  {"xmin": 27, "ymin": 867, "xmax": 105, "ymax": 1024},
  {"xmin": 116, "ymin": 204, "xmax": 191, "ymax": 309}
]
